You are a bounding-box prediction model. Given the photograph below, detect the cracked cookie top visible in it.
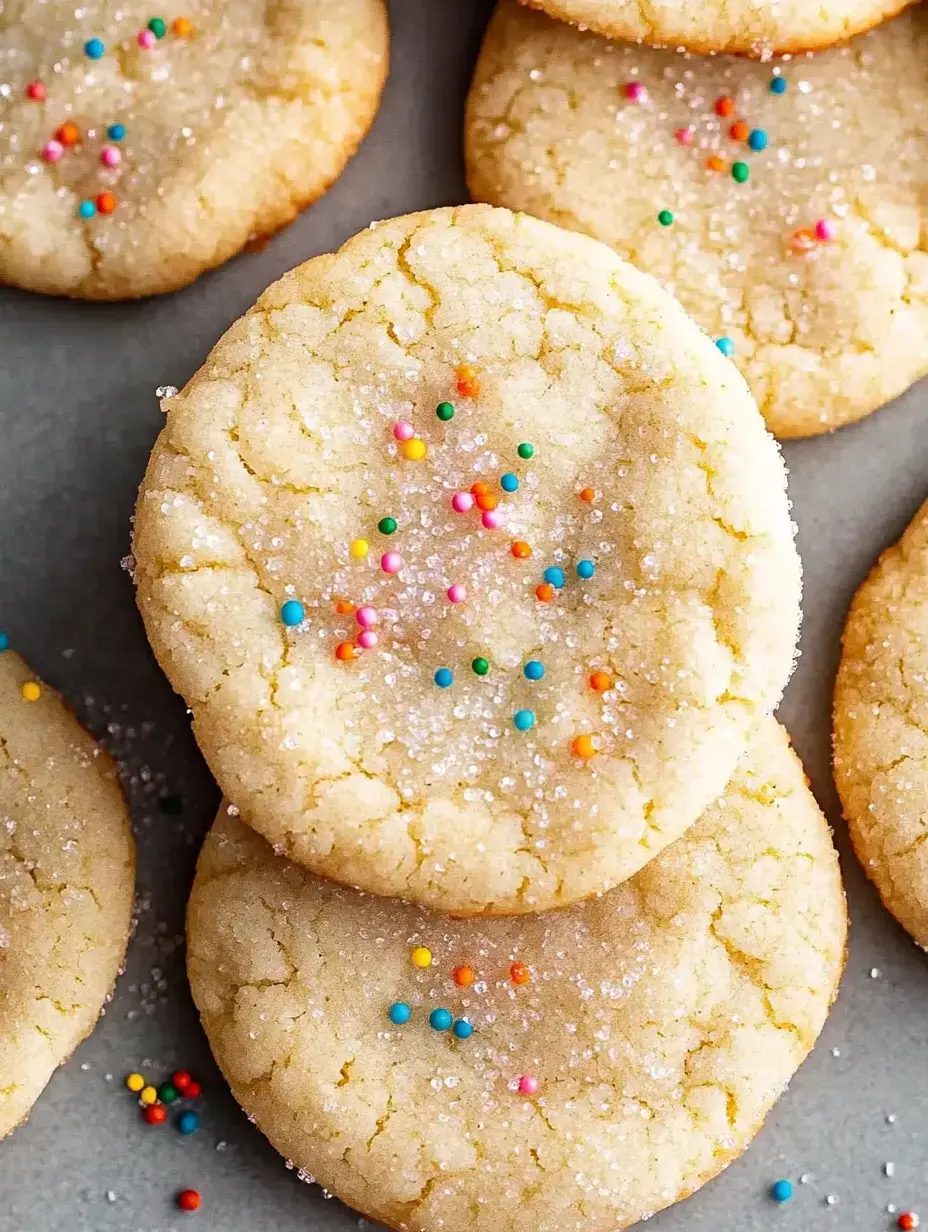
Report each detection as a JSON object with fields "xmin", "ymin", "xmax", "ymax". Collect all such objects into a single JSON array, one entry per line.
[
  {"xmin": 517, "ymin": 0, "xmax": 917, "ymax": 55},
  {"xmin": 467, "ymin": 3, "xmax": 928, "ymax": 439},
  {"xmin": 0, "ymin": 0, "xmax": 388, "ymax": 298},
  {"xmin": 835, "ymin": 498, "xmax": 928, "ymax": 948},
  {"xmin": 0, "ymin": 648, "xmax": 135, "ymax": 1138},
  {"xmin": 134, "ymin": 204, "xmax": 800, "ymax": 915},
  {"xmin": 188, "ymin": 719, "xmax": 846, "ymax": 1232}
]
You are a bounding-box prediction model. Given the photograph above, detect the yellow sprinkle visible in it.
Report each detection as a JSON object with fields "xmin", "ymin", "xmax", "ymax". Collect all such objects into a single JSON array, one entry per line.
[
  {"xmin": 125, "ymin": 1072, "xmax": 145, "ymax": 1093},
  {"xmin": 401, "ymin": 438, "xmax": 427, "ymax": 461},
  {"xmin": 21, "ymin": 682, "xmax": 41, "ymax": 702},
  {"xmin": 140, "ymin": 1085, "xmax": 159, "ymax": 1106},
  {"xmin": 410, "ymin": 946, "xmax": 432, "ymax": 968},
  {"xmin": 349, "ymin": 538, "xmax": 369, "ymax": 559}
]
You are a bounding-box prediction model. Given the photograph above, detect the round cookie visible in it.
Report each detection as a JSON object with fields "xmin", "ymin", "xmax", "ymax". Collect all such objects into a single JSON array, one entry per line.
[
  {"xmin": 834, "ymin": 499, "xmax": 928, "ymax": 948},
  {"xmin": 188, "ymin": 720, "xmax": 847, "ymax": 1232},
  {"xmin": 133, "ymin": 204, "xmax": 801, "ymax": 916},
  {"xmin": 0, "ymin": 647, "xmax": 135, "ymax": 1138},
  {"xmin": 466, "ymin": 3, "xmax": 928, "ymax": 439},
  {"xmin": 0, "ymin": 0, "xmax": 388, "ymax": 299},
  {"xmin": 517, "ymin": 0, "xmax": 917, "ymax": 55}
]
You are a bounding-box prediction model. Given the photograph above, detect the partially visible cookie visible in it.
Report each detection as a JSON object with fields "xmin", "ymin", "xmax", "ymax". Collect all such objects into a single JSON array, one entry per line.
[
  {"xmin": 0, "ymin": 0, "xmax": 388, "ymax": 299},
  {"xmin": 134, "ymin": 203, "xmax": 801, "ymax": 916},
  {"xmin": 467, "ymin": 3, "xmax": 928, "ymax": 439},
  {"xmin": 188, "ymin": 719, "xmax": 846, "ymax": 1232},
  {"xmin": 518, "ymin": 0, "xmax": 917, "ymax": 55},
  {"xmin": 835, "ymin": 500, "xmax": 928, "ymax": 948},
  {"xmin": 0, "ymin": 647, "xmax": 135, "ymax": 1138}
]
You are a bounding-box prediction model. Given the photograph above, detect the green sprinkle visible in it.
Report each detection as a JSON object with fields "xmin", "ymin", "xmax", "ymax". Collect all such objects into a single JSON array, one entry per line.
[
  {"xmin": 657, "ymin": 209, "xmax": 674, "ymax": 226},
  {"xmin": 147, "ymin": 15, "xmax": 166, "ymax": 36},
  {"xmin": 378, "ymin": 517, "xmax": 397, "ymax": 535},
  {"xmin": 731, "ymin": 161, "xmax": 749, "ymax": 183},
  {"xmin": 436, "ymin": 401, "xmax": 455, "ymax": 421},
  {"xmin": 471, "ymin": 657, "xmax": 490, "ymax": 676},
  {"xmin": 158, "ymin": 1082, "xmax": 179, "ymax": 1104},
  {"xmin": 517, "ymin": 442, "xmax": 534, "ymax": 460}
]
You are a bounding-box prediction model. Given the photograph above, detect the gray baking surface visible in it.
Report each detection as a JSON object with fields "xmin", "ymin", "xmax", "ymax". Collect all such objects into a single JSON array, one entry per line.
[{"xmin": 0, "ymin": 1, "xmax": 925, "ymax": 1228}]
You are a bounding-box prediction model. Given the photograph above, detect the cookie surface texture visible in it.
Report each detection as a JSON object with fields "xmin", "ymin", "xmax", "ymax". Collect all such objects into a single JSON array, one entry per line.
[
  {"xmin": 0, "ymin": 650, "xmax": 135, "ymax": 1138},
  {"xmin": 134, "ymin": 203, "xmax": 801, "ymax": 916},
  {"xmin": 0, "ymin": 0, "xmax": 388, "ymax": 299},
  {"xmin": 188, "ymin": 720, "xmax": 847, "ymax": 1232},
  {"xmin": 517, "ymin": 0, "xmax": 916, "ymax": 55},
  {"xmin": 467, "ymin": 3, "xmax": 928, "ymax": 439},
  {"xmin": 835, "ymin": 499, "xmax": 928, "ymax": 948}
]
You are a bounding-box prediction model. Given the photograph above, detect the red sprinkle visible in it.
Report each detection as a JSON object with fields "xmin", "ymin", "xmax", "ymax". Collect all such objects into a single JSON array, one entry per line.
[
  {"xmin": 25, "ymin": 81, "xmax": 46, "ymax": 101},
  {"xmin": 172, "ymin": 1070, "xmax": 192, "ymax": 1092},
  {"xmin": 899, "ymin": 1215, "xmax": 920, "ymax": 1231},
  {"xmin": 185, "ymin": 1080, "xmax": 203, "ymax": 1098},
  {"xmin": 144, "ymin": 1104, "xmax": 167, "ymax": 1125},
  {"xmin": 178, "ymin": 1190, "xmax": 201, "ymax": 1212},
  {"xmin": 715, "ymin": 95, "xmax": 735, "ymax": 117}
]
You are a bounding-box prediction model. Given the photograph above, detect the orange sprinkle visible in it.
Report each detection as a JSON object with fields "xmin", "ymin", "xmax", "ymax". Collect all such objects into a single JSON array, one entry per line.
[
  {"xmin": 96, "ymin": 191, "xmax": 116, "ymax": 214},
  {"xmin": 335, "ymin": 641, "xmax": 355, "ymax": 662},
  {"xmin": 453, "ymin": 965, "xmax": 475, "ymax": 987},
  {"xmin": 511, "ymin": 540, "xmax": 532, "ymax": 560},
  {"xmin": 535, "ymin": 583, "xmax": 554, "ymax": 602},
  {"xmin": 571, "ymin": 733, "xmax": 598, "ymax": 760},
  {"xmin": 55, "ymin": 122, "xmax": 80, "ymax": 147},
  {"xmin": 789, "ymin": 228, "xmax": 818, "ymax": 254},
  {"xmin": 471, "ymin": 480, "xmax": 490, "ymax": 497},
  {"xmin": 334, "ymin": 599, "xmax": 355, "ymax": 616},
  {"xmin": 475, "ymin": 492, "xmax": 497, "ymax": 512},
  {"xmin": 579, "ymin": 487, "xmax": 596, "ymax": 503},
  {"xmin": 456, "ymin": 364, "xmax": 480, "ymax": 398},
  {"xmin": 172, "ymin": 15, "xmax": 193, "ymax": 34},
  {"xmin": 706, "ymin": 155, "xmax": 727, "ymax": 173},
  {"xmin": 589, "ymin": 671, "xmax": 613, "ymax": 693},
  {"xmin": 715, "ymin": 95, "xmax": 735, "ymax": 117},
  {"xmin": 729, "ymin": 120, "xmax": 749, "ymax": 142},
  {"xmin": 510, "ymin": 962, "xmax": 530, "ymax": 985}
]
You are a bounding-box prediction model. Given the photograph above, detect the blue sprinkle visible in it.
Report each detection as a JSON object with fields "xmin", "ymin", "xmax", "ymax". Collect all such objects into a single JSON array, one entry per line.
[
  {"xmin": 715, "ymin": 336, "xmax": 735, "ymax": 357},
  {"xmin": 107, "ymin": 122, "xmax": 126, "ymax": 141},
  {"xmin": 769, "ymin": 75, "xmax": 787, "ymax": 94},
  {"xmin": 84, "ymin": 37, "xmax": 105, "ymax": 58},
  {"xmin": 177, "ymin": 1110, "xmax": 199, "ymax": 1135},
  {"xmin": 0, "ymin": 632, "xmax": 8, "ymax": 652},
  {"xmin": 747, "ymin": 128, "xmax": 768, "ymax": 152},
  {"xmin": 78, "ymin": 200, "xmax": 96, "ymax": 219},
  {"xmin": 513, "ymin": 709, "xmax": 535, "ymax": 732},
  {"xmin": 523, "ymin": 660, "xmax": 545, "ymax": 681},
  {"xmin": 434, "ymin": 667, "xmax": 453, "ymax": 689},
  {"xmin": 770, "ymin": 1180, "xmax": 793, "ymax": 1203},
  {"xmin": 542, "ymin": 566, "xmax": 565, "ymax": 589},
  {"xmin": 500, "ymin": 472, "xmax": 519, "ymax": 492},
  {"xmin": 576, "ymin": 559, "xmax": 595, "ymax": 580},
  {"xmin": 388, "ymin": 1001, "xmax": 411, "ymax": 1025},
  {"xmin": 429, "ymin": 1008, "xmax": 453, "ymax": 1032},
  {"xmin": 280, "ymin": 599, "xmax": 304, "ymax": 626},
  {"xmin": 452, "ymin": 1019, "xmax": 473, "ymax": 1040}
]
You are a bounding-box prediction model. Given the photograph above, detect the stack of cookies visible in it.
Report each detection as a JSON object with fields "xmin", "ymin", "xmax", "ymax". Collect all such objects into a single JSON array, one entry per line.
[{"xmin": 132, "ymin": 202, "xmax": 847, "ymax": 1230}]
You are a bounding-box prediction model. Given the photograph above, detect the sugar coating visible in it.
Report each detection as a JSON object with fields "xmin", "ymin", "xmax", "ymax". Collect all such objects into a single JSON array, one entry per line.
[
  {"xmin": 0, "ymin": 650, "xmax": 135, "ymax": 1138},
  {"xmin": 0, "ymin": 0, "xmax": 388, "ymax": 299},
  {"xmin": 188, "ymin": 720, "xmax": 847, "ymax": 1232},
  {"xmin": 834, "ymin": 499, "xmax": 928, "ymax": 948},
  {"xmin": 467, "ymin": 3, "xmax": 928, "ymax": 439},
  {"xmin": 133, "ymin": 204, "xmax": 801, "ymax": 915},
  {"xmin": 517, "ymin": 0, "xmax": 917, "ymax": 55}
]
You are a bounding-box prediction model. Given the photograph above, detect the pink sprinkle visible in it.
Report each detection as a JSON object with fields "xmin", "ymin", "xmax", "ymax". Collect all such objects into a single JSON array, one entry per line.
[
  {"xmin": 41, "ymin": 140, "xmax": 63, "ymax": 163},
  {"xmin": 137, "ymin": 28, "xmax": 156, "ymax": 47},
  {"xmin": 447, "ymin": 584, "xmax": 466, "ymax": 604},
  {"xmin": 517, "ymin": 1075, "xmax": 539, "ymax": 1096},
  {"xmin": 26, "ymin": 81, "xmax": 47, "ymax": 101},
  {"xmin": 481, "ymin": 509, "xmax": 503, "ymax": 530},
  {"xmin": 381, "ymin": 551, "xmax": 403, "ymax": 574},
  {"xmin": 451, "ymin": 491, "xmax": 473, "ymax": 514},
  {"xmin": 356, "ymin": 605, "xmax": 377, "ymax": 629},
  {"xmin": 815, "ymin": 218, "xmax": 837, "ymax": 241},
  {"xmin": 625, "ymin": 82, "xmax": 646, "ymax": 103},
  {"xmin": 674, "ymin": 126, "xmax": 695, "ymax": 146},
  {"xmin": 393, "ymin": 421, "xmax": 414, "ymax": 442},
  {"xmin": 357, "ymin": 630, "xmax": 378, "ymax": 650},
  {"xmin": 100, "ymin": 145, "xmax": 121, "ymax": 167}
]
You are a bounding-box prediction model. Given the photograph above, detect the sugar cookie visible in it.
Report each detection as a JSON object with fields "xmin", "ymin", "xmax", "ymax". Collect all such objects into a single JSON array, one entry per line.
[
  {"xmin": 188, "ymin": 720, "xmax": 846, "ymax": 1232},
  {"xmin": 133, "ymin": 204, "xmax": 800, "ymax": 915},
  {"xmin": 467, "ymin": 3, "xmax": 928, "ymax": 438},
  {"xmin": 0, "ymin": 648, "xmax": 135, "ymax": 1138},
  {"xmin": 0, "ymin": 0, "xmax": 388, "ymax": 298},
  {"xmin": 835, "ymin": 499, "xmax": 928, "ymax": 948}
]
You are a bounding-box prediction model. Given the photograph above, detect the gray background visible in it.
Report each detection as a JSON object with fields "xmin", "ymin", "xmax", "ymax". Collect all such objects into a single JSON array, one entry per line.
[{"xmin": 0, "ymin": 1, "xmax": 925, "ymax": 1228}]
